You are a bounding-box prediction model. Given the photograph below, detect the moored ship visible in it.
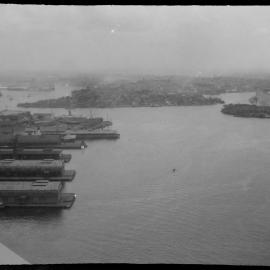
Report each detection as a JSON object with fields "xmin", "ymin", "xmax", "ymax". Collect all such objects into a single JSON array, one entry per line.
[
  {"xmin": 0, "ymin": 110, "xmax": 119, "ymax": 141},
  {"xmin": 69, "ymin": 129, "xmax": 120, "ymax": 140}
]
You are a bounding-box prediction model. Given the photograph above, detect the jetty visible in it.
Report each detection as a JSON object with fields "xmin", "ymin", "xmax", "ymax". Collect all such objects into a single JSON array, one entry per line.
[
  {"xmin": 0, "ymin": 134, "xmax": 87, "ymax": 150},
  {"xmin": 0, "ymin": 108, "xmax": 120, "ymax": 211},
  {"xmin": 0, "ymin": 109, "xmax": 120, "ymax": 142},
  {"xmin": 0, "ymin": 149, "xmax": 71, "ymax": 163},
  {"xmin": 68, "ymin": 129, "xmax": 120, "ymax": 140},
  {"xmin": 0, "ymin": 159, "xmax": 76, "ymax": 208},
  {"xmin": 0, "ymin": 160, "xmax": 76, "ymax": 182}
]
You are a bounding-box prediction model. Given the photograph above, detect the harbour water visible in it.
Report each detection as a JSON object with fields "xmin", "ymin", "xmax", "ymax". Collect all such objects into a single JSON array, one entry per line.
[{"xmin": 1, "ymin": 90, "xmax": 270, "ymax": 264}]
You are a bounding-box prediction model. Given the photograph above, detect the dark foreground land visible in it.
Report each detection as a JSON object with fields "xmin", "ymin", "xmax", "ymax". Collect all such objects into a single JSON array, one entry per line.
[{"xmin": 221, "ymin": 104, "xmax": 270, "ymax": 118}]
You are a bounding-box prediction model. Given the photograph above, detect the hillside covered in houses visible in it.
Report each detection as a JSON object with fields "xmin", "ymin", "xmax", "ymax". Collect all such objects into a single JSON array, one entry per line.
[{"xmin": 17, "ymin": 74, "xmax": 270, "ymax": 109}]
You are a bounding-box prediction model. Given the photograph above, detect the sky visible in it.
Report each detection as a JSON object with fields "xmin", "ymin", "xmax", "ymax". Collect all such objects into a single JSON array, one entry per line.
[{"xmin": 1, "ymin": 5, "xmax": 270, "ymax": 75}]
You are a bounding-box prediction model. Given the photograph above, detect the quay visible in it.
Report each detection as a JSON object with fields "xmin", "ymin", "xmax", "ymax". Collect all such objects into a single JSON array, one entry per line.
[
  {"xmin": 0, "ymin": 109, "xmax": 120, "ymax": 211},
  {"xmin": 0, "ymin": 149, "xmax": 72, "ymax": 163},
  {"xmin": 0, "ymin": 134, "xmax": 87, "ymax": 150},
  {"xmin": 0, "ymin": 170, "xmax": 76, "ymax": 182},
  {"xmin": 13, "ymin": 141, "xmax": 87, "ymax": 149},
  {"xmin": 0, "ymin": 160, "xmax": 76, "ymax": 181},
  {"xmin": 69, "ymin": 129, "xmax": 120, "ymax": 140},
  {"xmin": 33, "ymin": 129, "xmax": 120, "ymax": 140}
]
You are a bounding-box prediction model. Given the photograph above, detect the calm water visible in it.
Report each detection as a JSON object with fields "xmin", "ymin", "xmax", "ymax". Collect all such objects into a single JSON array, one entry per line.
[{"xmin": 1, "ymin": 91, "xmax": 270, "ymax": 264}]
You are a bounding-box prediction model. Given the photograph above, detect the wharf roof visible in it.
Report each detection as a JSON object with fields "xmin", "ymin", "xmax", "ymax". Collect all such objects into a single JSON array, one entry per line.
[
  {"xmin": 0, "ymin": 180, "xmax": 61, "ymax": 191},
  {"xmin": 72, "ymin": 129, "xmax": 119, "ymax": 134},
  {"xmin": 17, "ymin": 149, "xmax": 62, "ymax": 154},
  {"xmin": 0, "ymin": 159, "xmax": 63, "ymax": 167},
  {"xmin": 32, "ymin": 113, "xmax": 53, "ymax": 116},
  {"xmin": 0, "ymin": 149, "xmax": 62, "ymax": 154},
  {"xmin": 17, "ymin": 134, "xmax": 61, "ymax": 144}
]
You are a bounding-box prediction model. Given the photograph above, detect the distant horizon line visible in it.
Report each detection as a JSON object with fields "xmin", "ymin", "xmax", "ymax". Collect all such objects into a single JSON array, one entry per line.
[{"xmin": 0, "ymin": 69, "xmax": 270, "ymax": 78}]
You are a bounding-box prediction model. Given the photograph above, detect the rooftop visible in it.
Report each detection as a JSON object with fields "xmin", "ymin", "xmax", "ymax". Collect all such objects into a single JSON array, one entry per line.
[
  {"xmin": 0, "ymin": 180, "xmax": 62, "ymax": 191},
  {"xmin": 18, "ymin": 149, "xmax": 62, "ymax": 154},
  {"xmin": 0, "ymin": 159, "xmax": 63, "ymax": 168}
]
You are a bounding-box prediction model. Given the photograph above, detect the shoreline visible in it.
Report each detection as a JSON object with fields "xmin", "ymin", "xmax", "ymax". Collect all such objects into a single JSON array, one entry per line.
[
  {"xmin": 17, "ymin": 102, "xmax": 225, "ymax": 109},
  {"xmin": 17, "ymin": 89, "xmax": 224, "ymax": 109}
]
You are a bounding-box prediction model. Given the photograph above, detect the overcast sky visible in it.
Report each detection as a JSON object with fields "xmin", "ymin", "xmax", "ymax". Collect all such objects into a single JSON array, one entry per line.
[{"xmin": 1, "ymin": 5, "xmax": 270, "ymax": 75}]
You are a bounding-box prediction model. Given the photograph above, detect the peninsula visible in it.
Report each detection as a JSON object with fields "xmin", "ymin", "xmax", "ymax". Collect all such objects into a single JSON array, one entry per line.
[
  {"xmin": 221, "ymin": 104, "xmax": 270, "ymax": 118},
  {"xmin": 18, "ymin": 88, "xmax": 224, "ymax": 108}
]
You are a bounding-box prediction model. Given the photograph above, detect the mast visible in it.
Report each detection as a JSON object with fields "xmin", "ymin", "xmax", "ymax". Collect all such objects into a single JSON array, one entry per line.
[{"xmin": 68, "ymin": 85, "xmax": 73, "ymax": 116}]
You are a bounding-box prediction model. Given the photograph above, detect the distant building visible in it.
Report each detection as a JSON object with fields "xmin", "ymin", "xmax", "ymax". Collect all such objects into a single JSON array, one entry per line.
[{"xmin": 255, "ymin": 89, "xmax": 270, "ymax": 106}]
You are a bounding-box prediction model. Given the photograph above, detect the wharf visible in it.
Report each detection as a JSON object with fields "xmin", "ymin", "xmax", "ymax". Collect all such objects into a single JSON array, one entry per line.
[
  {"xmin": 0, "ymin": 170, "xmax": 76, "ymax": 182},
  {"xmin": 56, "ymin": 141, "xmax": 87, "ymax": 149},
  {"xmin": 0, "ymin": 149, "xmax": 72, "ymax": 163},
  {"xmin": 69, "ymin": 130, "xmax": 120, "ymax": 140},
  {"xmin": 0, "ymin": 181, "xmax": 76, "ymax": 209},
  {"xmin": 0, "ymin": 193, "xmax": 75, "ymax": 209},
  {"xmin": 0, "ymin": 134, "xmax": 87, "ymax": 149},
  {"xmin": 37, "ymin": 130, "xmax": 120, "ymax": 140},
  {"xmin": 18, "ymin": 141, "xmax": 87, "ymax": 149},
  {"xmin": 0, "ymin": 141, "xmax": 87, "ymax": 150}
]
